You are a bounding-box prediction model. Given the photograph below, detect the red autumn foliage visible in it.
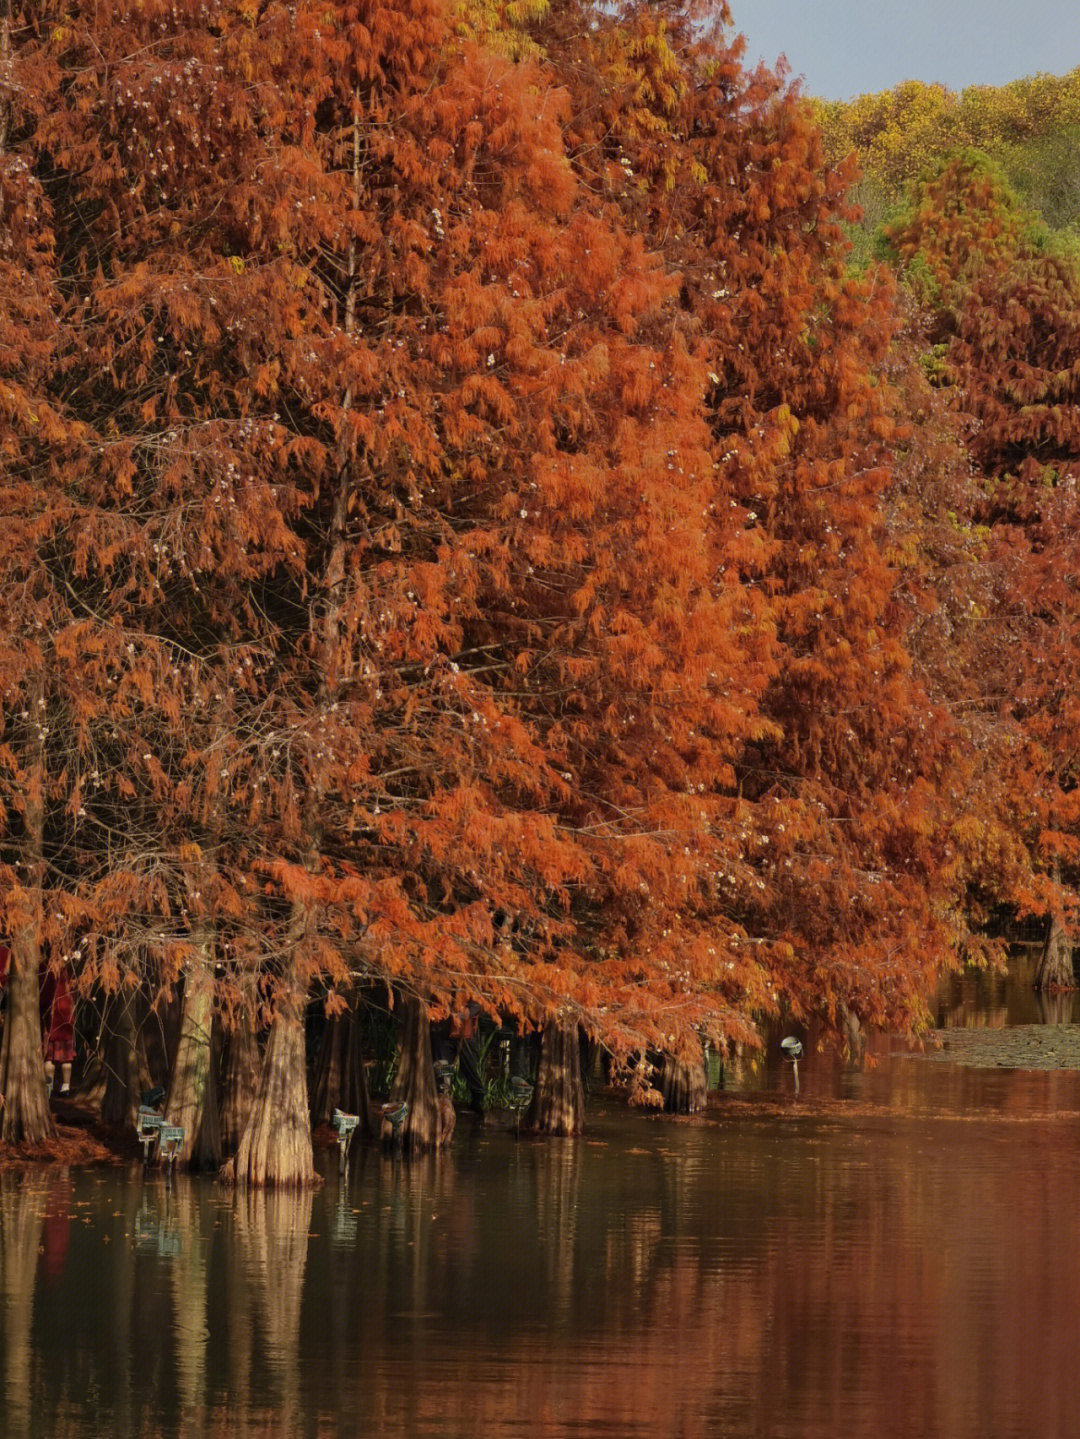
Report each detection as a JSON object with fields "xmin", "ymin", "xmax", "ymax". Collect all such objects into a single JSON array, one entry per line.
[{"xmin": 7, "ymin": 0, "xmax": 1066, "ymax": 1167}]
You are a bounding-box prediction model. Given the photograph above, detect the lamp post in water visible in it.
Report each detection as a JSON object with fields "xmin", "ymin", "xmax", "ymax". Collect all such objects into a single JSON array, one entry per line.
[{"xmin": 781, "ymin": 1036, "xmax": 803, "ymax": 1095}]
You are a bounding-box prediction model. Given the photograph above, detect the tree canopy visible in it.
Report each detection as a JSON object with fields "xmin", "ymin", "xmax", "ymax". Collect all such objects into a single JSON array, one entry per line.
[{"xmin": 3, "ymin": 0, "xmax": 1078, "ymax": 1166}]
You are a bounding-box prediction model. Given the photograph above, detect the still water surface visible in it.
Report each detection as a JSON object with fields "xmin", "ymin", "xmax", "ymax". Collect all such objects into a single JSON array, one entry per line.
[{"xmin": 4, "ymin": 972, "xmax": 1080, "ymax": 1439}]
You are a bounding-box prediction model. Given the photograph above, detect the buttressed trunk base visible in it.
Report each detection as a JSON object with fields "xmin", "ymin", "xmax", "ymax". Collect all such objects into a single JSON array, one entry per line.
[
  {"xmin": 526, "ymin": 1021, "xmax": 584, "ymax": 1136},
  {"xmin": 1035, "ymin": 912, "xmax": 1076, "ymax": 992},
  {"xmin": 99, "ymin": 992, "xmax": 152, "ymax": 1130},
  {"xmin": 164, "ymin": 957, "xmax": 221, "ymax": 1170},
  {"xmin": 229, "ymin": 1001, "xmax": 317, "ymax": 1188},
  {"xmin": 311, "ymin": 1002, "xmax": 374, "ymax": 1136},
  {"xmin": 220, "ymin": 1022, "xmax": 261, "ymax": 1157},
  {"xmin": 0, "ymin": 943, "xmax": 54, "ymax": 1144},
  {"xmin": 388, "ymin": 996, "xmax": 440, "ymax": 1151},
  {"xmin": 660, "ymin": 1050, "xmax": 707, "ymax": 1114}
]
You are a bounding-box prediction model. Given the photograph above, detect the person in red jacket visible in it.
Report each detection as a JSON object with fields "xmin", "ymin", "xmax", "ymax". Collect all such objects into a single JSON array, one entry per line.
[
  {"xmin": 39, "ymin": 961, "xmax": 75, "ymax": 1094},
  {"xmin": 0, "ymin": 947, "xmax": 75, "ymax": 1096}
]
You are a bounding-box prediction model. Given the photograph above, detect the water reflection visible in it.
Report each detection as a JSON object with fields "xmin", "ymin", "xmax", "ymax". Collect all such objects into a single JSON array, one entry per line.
[
  {"xmin": 169, "ymin": 1185, "xmax": 209, "ymax": 1427},
  {"xmin": 1, "ymin": 1172, "xmax": 50, "ymax": 1437},
  {"xmin": 233, "ymin": 1186, "xmax": 313, "ymax": 1431},
  {"xmin": 6, "ymin": 977, "xmax": 1080, "ymax": 1437},
  {"xmin": 935, "ymin": 945, "xmax": 1080, "ymax": 1029}
]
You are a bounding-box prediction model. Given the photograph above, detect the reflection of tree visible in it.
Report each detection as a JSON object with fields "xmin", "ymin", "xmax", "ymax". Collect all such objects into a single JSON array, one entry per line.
[
  {"xmin": 0, "ymin": 1173, "xmax": 49, "ymax": 1438},
  {"xmin": 218, "ymin": 1186, "xmax": 255, "ymax": 1437},
  {"xmin": 109, "ymin": 1176, "xmax": 144, "ymax": 1438},
  {"xmin": 168, "ymin": 1183, "xmax": 208, "ymax": 1427},
  {"xmin": 293, "ymin": 1103, "xmax": 1080, "ymax": 1437},
  {"xmin": 935, "ymin": 949, "xmax": 1080, "ymax": 1030},
  {"xmin": 20, "ymin": 1078, "xmax": 1080, "ymax": 1439},
  {"xmin": 533, "ymin": 1138, "xmax": 580, "ymax": 1326},
  {"xmin": 1034, "ymin": 988, "xmax": 1074, "ymax": 1026},
  {"xmin": 231, "ymin": 1186, "xmax": 313, "ymax": 1432}
]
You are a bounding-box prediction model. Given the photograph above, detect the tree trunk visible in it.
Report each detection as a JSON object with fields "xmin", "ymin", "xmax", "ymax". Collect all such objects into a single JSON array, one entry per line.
[
  {"xmin": 1035, "ymin": 910, "xmax": 1075, "ymax": 991},
  {"xmin": 310, "ymin": 1011, "xmax": 343, "ymax": 1125},
  {"xmin": 387, "ymin": 995, "xmax": 440, "ymax": 1151},
  {"xmin": 99, "ymin": 990, "xmax": 153, "ymax": 1129},
  {"xmin": 660, "ymin": 1049, "xmax": 707, "ymax": 1114},
  {"xmin": 232, "ymin": 89, "xmax": 365, "ymax": 1185},
  {"xmin": 311, "ymin": 1003, "xmax": 378, "ymax": 1140},
  {"xmin": 219, "ymin": 1022, "xmax": 260, "ymax": 1156},
  {"xmin": 77, "ymin": 994, "xmax": 110, "ymax": 1111},
  {"xmin": 840, "ymin": 1004, "xmax": 867, "ymax": 1066},
  {"xmin": 582, "ymin": 1035, "xmax": 604, "ymax": 1088},
  {"xmin": 1, "ymin": 684, "xmax": 53, "ymax": 1144},
  {"xmin": 155, "ymin": 982, "xmax": 183, "ymax": 1087},
  {"xmin": 0, "ymin": 945, "xmax": 52, "ymax": 1144},
  {"xmin": 229, "ymin": 994, "xmax": 317, "ymax": 1188},
  {"xmin": 526, "ymin": 1020, "xmax": 585, "ymax": 1136},
  {"xmin": 164, "ymin": 944, "xmax": 221, "ymax": 1170}
]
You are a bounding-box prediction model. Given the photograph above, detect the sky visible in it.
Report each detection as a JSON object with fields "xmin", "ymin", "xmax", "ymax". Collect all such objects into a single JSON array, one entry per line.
[{"xmin": 731, "ymin": 0, "xmax": 1080, "ymax": 100}]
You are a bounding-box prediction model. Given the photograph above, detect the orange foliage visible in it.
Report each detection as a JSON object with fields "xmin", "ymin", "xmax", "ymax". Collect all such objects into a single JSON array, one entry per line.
[
  {"xmin": 886, "ymin": 144, "xmax": 1080, "ymax": 951},
  {"xmin": 0, "ymin": 0, "xmax": 1001, "ymax": 1146}
]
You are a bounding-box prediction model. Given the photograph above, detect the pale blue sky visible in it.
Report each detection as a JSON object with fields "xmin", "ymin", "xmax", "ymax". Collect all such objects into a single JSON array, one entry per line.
[{"xmin": 731, "ymin": 0, "xmax": 1080, "ymax": 100}]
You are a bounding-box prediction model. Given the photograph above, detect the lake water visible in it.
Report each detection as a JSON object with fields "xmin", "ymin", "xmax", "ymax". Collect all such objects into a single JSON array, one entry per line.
[{"xmin": 5, "ymin": 959, "xmax": 1080, "ymax": 1439}]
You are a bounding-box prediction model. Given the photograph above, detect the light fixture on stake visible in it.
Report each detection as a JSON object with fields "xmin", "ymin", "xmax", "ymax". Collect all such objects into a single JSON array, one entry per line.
[{"xmin": 781, "ymin": 1036, "xmax": 803, "ymax": 1096}]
